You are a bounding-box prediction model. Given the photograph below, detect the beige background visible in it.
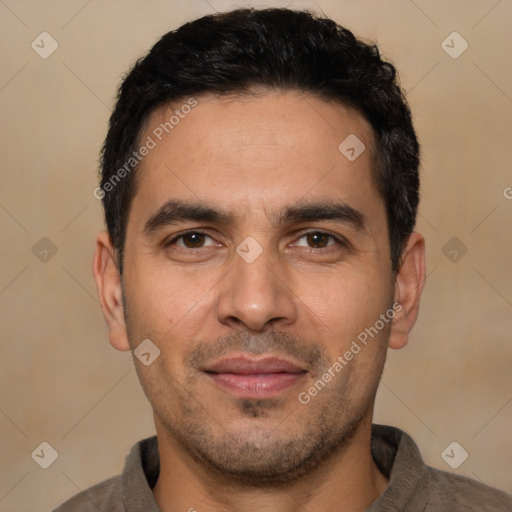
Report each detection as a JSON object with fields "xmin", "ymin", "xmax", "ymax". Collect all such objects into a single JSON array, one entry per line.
[{"xmin": 0, "ymin": 0, "xmax": 511, "ymax": 510}]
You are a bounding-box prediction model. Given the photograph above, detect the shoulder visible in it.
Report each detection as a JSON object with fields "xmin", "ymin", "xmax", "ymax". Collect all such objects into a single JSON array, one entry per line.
[
  {"xmin": 52, "ymin": 475, "xmax": 123, "ymax": 512},
  {"xmin": 422, "ymin": 466, "xmax": 512, "ymax": 511},
  {"xmin": 52, "ymin": 435, "xmax": 160, "ymax": 511},
  {"xmin": 370, "ymin": 424, "xmax": 511, "ymax": 511}
]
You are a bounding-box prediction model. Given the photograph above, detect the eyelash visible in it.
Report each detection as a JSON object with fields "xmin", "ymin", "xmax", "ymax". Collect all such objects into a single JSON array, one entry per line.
[{"xmin": 164, "ymin": 230, "xmax": 347, "ymax": 252}]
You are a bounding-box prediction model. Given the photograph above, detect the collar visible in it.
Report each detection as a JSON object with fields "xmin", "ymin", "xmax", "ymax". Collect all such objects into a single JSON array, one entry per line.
[{"xmin": 119, "ymin": 424, "xmax": 427, "ymax": 511}]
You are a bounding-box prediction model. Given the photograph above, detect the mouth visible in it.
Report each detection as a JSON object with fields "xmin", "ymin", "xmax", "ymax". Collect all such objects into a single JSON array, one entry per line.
[{"xmin": 202, "ymin": 354, "xmax": 308, "ymax": 399}]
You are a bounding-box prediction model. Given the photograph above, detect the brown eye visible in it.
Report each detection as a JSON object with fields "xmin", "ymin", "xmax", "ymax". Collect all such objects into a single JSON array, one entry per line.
[
  {"xmin": 166, "ymin": 231, "xmax": 216, "ymax": 250},
  {"xmin": 294, "ymin": 231, "xmax": 339, "ymax": 249},
  {"xmin": 305, "ymin": 232, "xmax": 331, "ymax": 248},
  {"xmin": 181, "ymin": 232, "xmax": 207, "ymax": 248}
]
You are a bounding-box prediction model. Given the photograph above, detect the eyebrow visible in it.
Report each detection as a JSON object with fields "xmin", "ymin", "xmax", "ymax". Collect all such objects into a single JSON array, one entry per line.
[
  {"xmin": 143, "ymin": 199, "xmax": 366, "ymax": 236},
  {"xmin": 277, "ymin": 202, "xmax": 365, "ymax": 230}
]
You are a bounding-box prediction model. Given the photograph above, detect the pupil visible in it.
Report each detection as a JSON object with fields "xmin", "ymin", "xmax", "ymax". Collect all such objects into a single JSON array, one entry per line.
[
  {"xmin": 185, "ymin": 233, "xmax": 204, "ymax": 248},
  {"xmin": 308, "ymin": 233, "xmax": 327, "ymax": 248}
]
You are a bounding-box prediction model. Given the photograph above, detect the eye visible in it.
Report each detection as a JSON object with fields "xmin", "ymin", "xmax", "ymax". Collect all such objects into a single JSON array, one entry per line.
[
  {"xmin": 167, "ymin": 231, "xmax": 217, "ymax": 249},
  {"xmin": 294, "ymin": 231, "xmax": 341, "ymax": 249}
]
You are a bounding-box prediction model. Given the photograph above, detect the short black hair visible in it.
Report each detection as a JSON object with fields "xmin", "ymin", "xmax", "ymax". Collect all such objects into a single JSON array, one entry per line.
[{"xmin": 99, "ymin": 7, "xmax": 420, "ymax": 274}]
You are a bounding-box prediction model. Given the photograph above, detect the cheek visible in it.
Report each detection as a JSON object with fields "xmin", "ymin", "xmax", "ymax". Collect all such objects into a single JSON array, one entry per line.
[
  {"xmin": 124, "ymin": 261, "xmax": 220, "ymax": 346},
  {"xmin": 296, "ymin": 266, "xmax": 392, "ymax": 342}
]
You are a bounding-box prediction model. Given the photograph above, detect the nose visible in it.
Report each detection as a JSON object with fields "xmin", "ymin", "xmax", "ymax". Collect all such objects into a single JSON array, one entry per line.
[{"xmin": 216, "ymin": 244, "xmax": 298, "ymax": 332}]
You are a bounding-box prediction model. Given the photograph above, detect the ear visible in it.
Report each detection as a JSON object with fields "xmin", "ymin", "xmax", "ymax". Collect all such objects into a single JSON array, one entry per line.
[
  {"xmin": 92, "ymin": 231, "xmax": 130, "ymax": 351},
  {"xmin": 388, "ymin": 232, "xmax": 426, "ymax": 350}
]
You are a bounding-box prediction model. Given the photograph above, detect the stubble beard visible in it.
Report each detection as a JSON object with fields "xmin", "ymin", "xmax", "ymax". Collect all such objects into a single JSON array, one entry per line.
[
  {"xmin": 150, "ymin": 341, "xmax": 386, "ymax": 487},
  {"xmin": 123, "ymin": 294, "xmax": 388, "ymax": 487}
]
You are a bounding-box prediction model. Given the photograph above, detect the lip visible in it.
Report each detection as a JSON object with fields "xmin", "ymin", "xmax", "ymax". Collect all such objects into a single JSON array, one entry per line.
[{"xmin": 203, "ymin": 355, "xmax": 307, "ymax": 399}]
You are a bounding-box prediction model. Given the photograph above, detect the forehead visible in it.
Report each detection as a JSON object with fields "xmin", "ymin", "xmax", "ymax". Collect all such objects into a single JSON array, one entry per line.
[{"xmin": 130, "ymin": 91, "xmax": 382, "ymax": 224}]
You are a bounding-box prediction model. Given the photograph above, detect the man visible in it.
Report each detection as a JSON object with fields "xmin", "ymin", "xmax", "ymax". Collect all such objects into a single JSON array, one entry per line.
[{"xmin": 54, "ymin": 7, "xmax": 511, "ymax": 512}]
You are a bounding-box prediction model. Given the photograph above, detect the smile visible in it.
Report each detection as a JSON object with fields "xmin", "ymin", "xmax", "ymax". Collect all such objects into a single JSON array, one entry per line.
[{"xmin": 203, "ymin": 354, "xmax": 308, "ymax": 398}]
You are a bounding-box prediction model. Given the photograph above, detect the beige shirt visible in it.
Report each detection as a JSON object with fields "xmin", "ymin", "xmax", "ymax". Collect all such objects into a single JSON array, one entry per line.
[{"xmin": 53, "ymin": 424, "xmax": 511, "ymax": 511}]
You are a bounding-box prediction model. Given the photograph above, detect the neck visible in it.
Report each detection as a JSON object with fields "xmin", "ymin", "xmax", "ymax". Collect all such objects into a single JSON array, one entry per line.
[{"xmin": 152, "ymin": 415, "xmax": 388, "ymax": 512}]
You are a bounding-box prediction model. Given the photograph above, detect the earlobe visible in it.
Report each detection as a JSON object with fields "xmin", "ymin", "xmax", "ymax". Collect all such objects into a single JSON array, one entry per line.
[
  {"xmin": 388, "ymin": 232, "xmax": 426, "ymax": 350},
  {"xmin": 92, "ymin": 231, "xmax": 131, "ymax": 352}
]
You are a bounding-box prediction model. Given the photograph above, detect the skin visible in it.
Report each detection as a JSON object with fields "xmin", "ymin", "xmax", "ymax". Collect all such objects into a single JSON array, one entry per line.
[{"xmin": 93, "ymin": 91, "xmax": 425, "ymax": 512}]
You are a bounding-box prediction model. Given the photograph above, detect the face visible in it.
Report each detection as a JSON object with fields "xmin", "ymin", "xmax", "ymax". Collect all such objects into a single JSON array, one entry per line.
[{"xmin": 94, "ymin": 91, "xmax": 423, "ymax": 485}]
